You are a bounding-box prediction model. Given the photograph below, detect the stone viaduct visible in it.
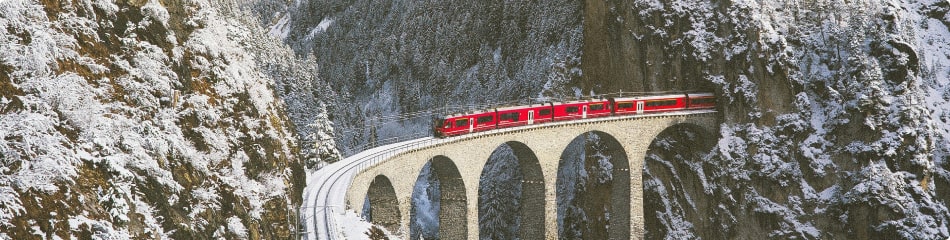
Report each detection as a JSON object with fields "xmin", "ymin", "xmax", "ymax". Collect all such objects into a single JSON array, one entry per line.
[{"xmin": 345, "ymin": 111, "xmax": 719, "ymax": 239}]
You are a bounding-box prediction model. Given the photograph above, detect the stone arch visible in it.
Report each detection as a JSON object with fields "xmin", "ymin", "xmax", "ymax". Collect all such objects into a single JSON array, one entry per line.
[
  {"xmin": 410, "ymin": 156, "xmax": 467, "ymax": 239},
  {"xmin": 650, "ymin": 123, "xmax": 716, "ymax": 151},
  {"xmin": 366, "ymin": 175, "xmax": 400, "ymax": 231},
  {"xmin": 642, "ymin": 123, "xmax": 719, "ymax": 239},
  {"xmin": 556, "ymin": 131, "xmax": 631, "ymax": 239},
  {"xmin": 477, "ymin": 141, "xmax": 545, "ymax": 240}
]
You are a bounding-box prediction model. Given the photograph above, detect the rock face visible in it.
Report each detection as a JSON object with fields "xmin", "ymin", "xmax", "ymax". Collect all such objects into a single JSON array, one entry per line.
[
  {"xmin": 581, "ymin": 0, "xmax": 716, "ymax": 93},
  {"xmin": 0, "ymin": 0, "xmax": 317, "ymax": 238},
  {"xmin": 629, "ymin": 0, "xmax": 950, "ymax": 238}
]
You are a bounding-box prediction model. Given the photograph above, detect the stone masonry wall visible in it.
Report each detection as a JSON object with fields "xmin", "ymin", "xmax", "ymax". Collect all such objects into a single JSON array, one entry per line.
[{"xmin": 346, "ymin": 112, "xmax": 719, "ymax": 239}]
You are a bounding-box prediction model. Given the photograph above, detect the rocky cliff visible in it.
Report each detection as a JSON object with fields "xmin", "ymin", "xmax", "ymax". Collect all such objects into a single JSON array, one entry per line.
[
  {"xmin": 627, "ymin": 0, "xmax": 950, "ymax": 238},
  {"xmin": 0, "ymin": 0, "xmax": 326, "ymax": 238}
]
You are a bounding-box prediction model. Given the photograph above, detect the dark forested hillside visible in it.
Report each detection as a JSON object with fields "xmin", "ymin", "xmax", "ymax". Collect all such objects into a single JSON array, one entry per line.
[{"xmin": 283, "ymin": 0, "xmax": 585, "ymax": 154}]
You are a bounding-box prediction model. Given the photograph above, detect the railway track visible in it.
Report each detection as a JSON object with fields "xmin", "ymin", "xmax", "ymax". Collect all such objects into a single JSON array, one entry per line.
[{"xmin": 304, "ymin": 137, "xmax": 432, "ymax": 239}]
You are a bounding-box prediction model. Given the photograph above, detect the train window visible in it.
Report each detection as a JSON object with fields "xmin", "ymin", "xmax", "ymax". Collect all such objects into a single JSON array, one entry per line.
[
  {"xmin": 456, "ymin": 119, "xmax": 468, "ymax": 127},
  {"xmin": 443, "ymin": 120, "xmax": 451, "ymax": 128},
  {"xmin": 500, "ymin": 113, "xmax": 518, "ymax": 121},
  {"xmin": 477, "ymin": 116, "xmax": 493, "ymax": 124},
  {"xmin": 566, "ymin": 106, "xmax": 579, "ymax": 113},
  {"xmin": 692, "ymin": 98, "xmax": 714, "ymax": 104},
  {"xmin": 539, "ymin": 109, "xmax": 551, "ymax": 116},
  {"xmin": 618, "ymin": 102, "xmax": 633, "ymax": 109},
  {"xmin": 647, "ymin": 100, "xmax": 677, "ymax": 107},
  {"xmin": 590, "ymin": 103, "xmax": 604, "ymax": 111}
]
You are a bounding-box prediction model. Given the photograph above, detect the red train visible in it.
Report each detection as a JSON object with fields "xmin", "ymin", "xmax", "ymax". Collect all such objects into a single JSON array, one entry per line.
[{"xmin": 433, "ymin": 93, "xmax": 716, "ymax": 138}]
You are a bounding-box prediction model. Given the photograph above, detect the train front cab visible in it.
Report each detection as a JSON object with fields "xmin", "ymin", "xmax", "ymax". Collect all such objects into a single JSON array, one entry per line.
[
  {"xmin": 433, "ymin": 118, "xmax": 446, "ymax": 138},
  {"xmin": 434, "ymin": 111, "xmax": 497, "ymax": 137}
]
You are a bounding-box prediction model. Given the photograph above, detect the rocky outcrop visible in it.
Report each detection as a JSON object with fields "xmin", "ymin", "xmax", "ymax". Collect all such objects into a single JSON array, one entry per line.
[{"xmin": 0, "ymin": 0, "xmax": 310, "ymax": 238}]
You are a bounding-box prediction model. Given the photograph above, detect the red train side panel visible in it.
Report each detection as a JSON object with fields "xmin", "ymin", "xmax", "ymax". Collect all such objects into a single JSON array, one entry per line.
[
  {"xmin": 586, "ymin": 100, "xmax": 612, "ymax": 118},
  {"xmin": 552, "ymin": 102, "xmax": 584, "ymax": 121},
  {"xmin": 552, "ymin": 99, "xmax": 611, "ymax": 122},
  {"xmin": 611, "ymin": 97, "xmax": 640, "ymax": 116},
  {"xmin": 496, "ymin": 104, "xmax": 554, "ymax": 129},
  {"xmin": 641, "ymin": 95, "xmax": 687, "ymax": 113},
  {"xmin": 612, "ymin": 98, "xmax": 638, "ymax": 116}
]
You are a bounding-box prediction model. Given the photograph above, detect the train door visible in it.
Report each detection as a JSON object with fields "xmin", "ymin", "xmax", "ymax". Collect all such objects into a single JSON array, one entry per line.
[
  {"xmin": 469, "ymin": 117, "xmax": 474, "ymax": 133},
  {"xmin": 528, "ymin": 110, "xmax": 535, "ymax": 125},
  {"xmin": 582, "ymin": 105, "xmax": 588, "ymax": 118},
  {"xmin": 636, "ymin": 101, "xmax": 644, "ymax": 114}
]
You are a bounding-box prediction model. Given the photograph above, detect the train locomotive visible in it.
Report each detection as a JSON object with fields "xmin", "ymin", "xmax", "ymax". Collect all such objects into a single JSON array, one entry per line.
[{"xmin": 432, "ymin": 93, "xmax": 715, "ymax": 138}]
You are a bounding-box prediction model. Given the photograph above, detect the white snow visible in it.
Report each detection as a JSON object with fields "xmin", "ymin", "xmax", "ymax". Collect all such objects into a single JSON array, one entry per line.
[
  {"xmin": 1, "ymin": 0, "xmax": 304, "ymax": 237},
  {"xmin": 305, "ymin": 18, "xmax": 334, "ymax": 41}
]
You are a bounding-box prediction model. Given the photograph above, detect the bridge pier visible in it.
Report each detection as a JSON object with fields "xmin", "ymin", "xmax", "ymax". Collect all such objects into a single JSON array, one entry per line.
[{"xmin": 367, "ymin": 176, "xmax": 401, "ymax": 231}]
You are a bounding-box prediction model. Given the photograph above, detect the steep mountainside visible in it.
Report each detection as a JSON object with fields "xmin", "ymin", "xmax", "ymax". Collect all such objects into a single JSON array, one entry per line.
[
  {"xmin": 622, "ymin": 0, "xmax": 950, "ymax": 238},
  {"xmin": 281, "ymin": 0, "xmax": 584, "ymax": 154},
  {"xmin": 0, "ymin": 0, "xmax": 329, "ymax": 238}
]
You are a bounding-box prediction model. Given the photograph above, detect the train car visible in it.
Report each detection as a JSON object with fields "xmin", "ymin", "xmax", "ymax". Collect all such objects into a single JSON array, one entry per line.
[
  {"xmin": 611, "ymin": 97, "xmax": 643, "ymax": 116},
  {"xmin": 611, "ymin": 94, "xmax": 689, "ymax": 116},
  {"xmin": 433, "ymin": 110, "xmax": 497, "ymax": 137},
  {"xmin": 639, "ymin": 94, "xmax": 688, "ymax": 113},
  {"xmin": 433, "ymin": 92, "xmax": 716, "ymax": 138},
  {"xmin": 552, "ymin": 99, "xmax": 612, "ymax": 122},
  {"xmin": 686, "ymin": 92, "xmax": 716, "ymax": 109},
  {"xmin": 496, "ymin": 103, "xmax": 554, "ymax": 129}
]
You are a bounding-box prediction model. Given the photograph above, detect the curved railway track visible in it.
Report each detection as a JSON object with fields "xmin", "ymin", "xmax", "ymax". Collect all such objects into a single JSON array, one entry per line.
[{"xmin": 304, "ymin": 137, "xmax": 432, "ymax": 239}]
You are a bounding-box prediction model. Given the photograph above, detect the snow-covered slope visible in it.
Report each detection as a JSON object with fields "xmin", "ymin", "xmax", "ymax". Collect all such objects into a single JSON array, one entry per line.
[{"xmin": 0, "ymin": 0, "xmax": 328, "ymax": 238}]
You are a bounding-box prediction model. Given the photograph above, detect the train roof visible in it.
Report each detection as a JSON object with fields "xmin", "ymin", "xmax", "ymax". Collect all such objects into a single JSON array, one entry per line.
[
  {"xmin": 608, "ymin": 92, "xmax": 715, "ymax": 101},
  {"xmin": 495, "ymin": 103, "xmax": 551, "ymax": 112},
  {"xmin": 551, "ymin": 98, "xmax": 610, "ymax": 105},
  {"xmin": 688, "ymin": 92, "xmax": 715, "ymax": 97},
  {"xmin": 441, "ymin": 109, "xmax": 494, "ymax": 119},
  {"xmin": 612, "ymin": 94, "xmax": 686, "ymax": 102}
]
